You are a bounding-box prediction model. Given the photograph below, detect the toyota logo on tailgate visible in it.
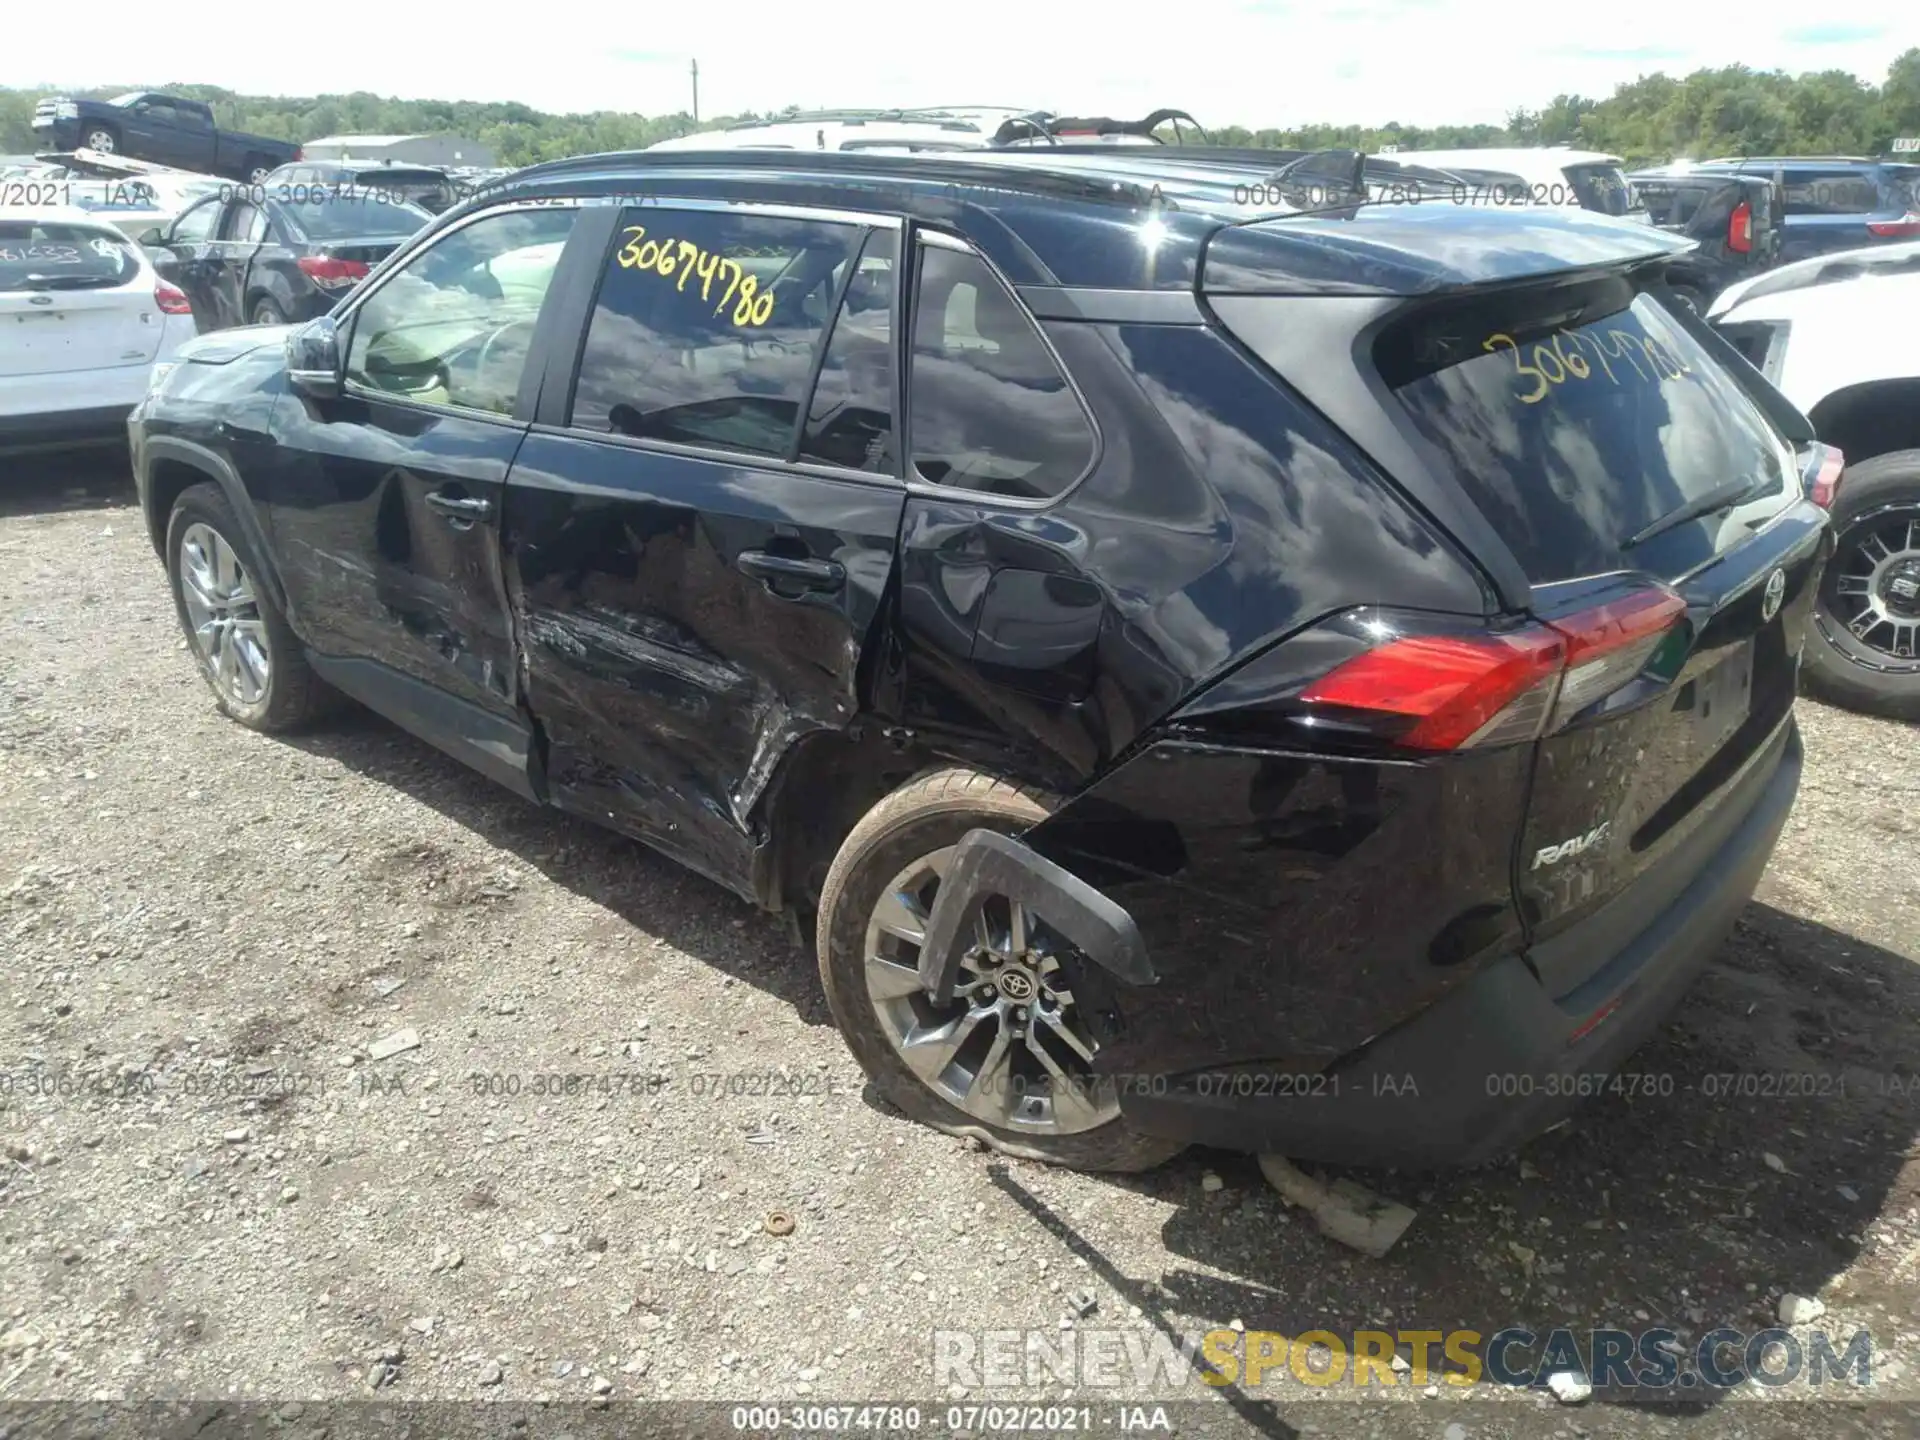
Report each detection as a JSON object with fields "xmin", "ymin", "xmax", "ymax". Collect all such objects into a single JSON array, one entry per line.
[{"xmin": 1761, "ymin": 569, "xmax": 1786, "ymax": 623}]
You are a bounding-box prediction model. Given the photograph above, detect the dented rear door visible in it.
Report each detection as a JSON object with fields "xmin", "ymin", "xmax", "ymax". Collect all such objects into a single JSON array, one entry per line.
[{"xmin": 503, "ymin": 205, "xmax": 904, "ymax": 894}]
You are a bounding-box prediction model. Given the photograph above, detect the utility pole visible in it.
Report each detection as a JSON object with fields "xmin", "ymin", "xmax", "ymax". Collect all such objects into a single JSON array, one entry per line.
[{"xmin": 691, "ymin": 59, "xmax": 699, "ymax": 124}]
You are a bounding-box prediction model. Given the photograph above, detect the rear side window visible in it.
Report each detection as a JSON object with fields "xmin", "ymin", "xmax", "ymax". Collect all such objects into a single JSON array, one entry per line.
[
  {"xmin": 1780, "ymin": 169, "xmax": 1880, "ymax": 215},
  {"xmin": 570, "ymin": 207, "xmax": 867, "ymax": 460},
  {"xmin": 908, "ymin": 242, "xmax": 1094, "ymax": 499},
  {"xmin": 0, "ymin": 221, "xmax": 139, "ymax": 291},
  {"xmin": 1380, "ymin": 278, "xmax": 1792, "ymax": 582},
  {"xmin": 280, "ymin": 195, "xmax": 431, "ymax": 241}
]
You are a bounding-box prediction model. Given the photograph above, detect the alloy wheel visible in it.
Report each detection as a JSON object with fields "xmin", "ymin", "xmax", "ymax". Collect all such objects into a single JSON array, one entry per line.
[
  {"xmin": 1822, "ymin": 503, "xmax": 1920, "ymax": 670},
  {"xmin": 178, "ymin": 523, "xmax": 272, "ymax": 706},
  {"xmin": 85, "ymin": 130, "xmax": 115, "ymax": 153},
  {"xmin": 862, "ymin": 847, "xmax": 1118, "ymax": 1136}
]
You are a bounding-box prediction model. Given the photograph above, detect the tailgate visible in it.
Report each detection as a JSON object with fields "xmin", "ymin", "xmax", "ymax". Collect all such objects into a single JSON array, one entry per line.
[
  {"xmin": 1377, "ymin": 270, "xmax": 1824, "ymax": 989},
  {"xmin": 0, "ymin": 222, "xmax": 159, "ymax": 375}
]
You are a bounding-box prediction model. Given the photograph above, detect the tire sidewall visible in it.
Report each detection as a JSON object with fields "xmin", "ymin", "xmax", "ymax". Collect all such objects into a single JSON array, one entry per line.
[
  {"xmin": 252, "ymin": 297, "xmax": 284, "ymax": 327},
  {"xmin": 1803, "ymin": 451, "xmax": 1920, "ymax": 719},
  {"xmin": 164, "ymin": 486, "xmax": 292, "ymax": 729},
  {"xmin": 818, "ymin": 791, "xmax": 1178, "ymax": 1171}
]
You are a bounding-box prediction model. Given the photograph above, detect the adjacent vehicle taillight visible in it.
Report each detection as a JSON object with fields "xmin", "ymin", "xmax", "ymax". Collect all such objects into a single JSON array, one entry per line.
[
  {"xmin": 1299, "ymin": 587, "xmax": 1689, "ymax": 752},
  {"xmin": 1727, "ymin": 200, "xmax": 1753, "ymax": 254},
  {"xmin": 1804, "ymin": 443, "xmax": 1846, "ymax": 509},
  {"xmin": 1867, "ymin": 215, "xmax": 1920, "ymax": 238},
  {"xmin": 297, "ymin": 256, "xmax": 370, "ymax": 290},
  {"xmin": 154, "ymin": 281, "xmax": 192, "ymax": 315}
]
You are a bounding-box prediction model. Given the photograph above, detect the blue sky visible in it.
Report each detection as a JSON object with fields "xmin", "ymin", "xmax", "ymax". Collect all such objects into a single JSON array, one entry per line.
[{"xmin": 6, "ymin": 1, "xmax": 1910, "ymax": 124}]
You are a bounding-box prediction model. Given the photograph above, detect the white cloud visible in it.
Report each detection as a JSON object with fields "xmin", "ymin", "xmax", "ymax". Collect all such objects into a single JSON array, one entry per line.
[{"xmin": 6, "ymin": 0, "xmax": 1913, "ymax": 126}]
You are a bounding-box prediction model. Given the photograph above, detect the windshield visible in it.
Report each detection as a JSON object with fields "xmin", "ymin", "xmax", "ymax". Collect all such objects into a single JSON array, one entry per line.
[
  {"xmin": 0, "ymin": 220, "xmax": 140, "ymax": 291},
  {"xmin": 277, "ymin": 194, "xmax": 431, "ymax": 242},
  {"xmin": 1382, "ymin": 278, "xmax": 1792, "ymax": 581}
]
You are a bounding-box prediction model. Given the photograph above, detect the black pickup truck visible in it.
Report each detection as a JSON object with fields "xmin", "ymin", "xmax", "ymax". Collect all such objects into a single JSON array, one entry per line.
[{"xmin": 31, "ymin": 92, "xmax": 299, "ymax": 182}]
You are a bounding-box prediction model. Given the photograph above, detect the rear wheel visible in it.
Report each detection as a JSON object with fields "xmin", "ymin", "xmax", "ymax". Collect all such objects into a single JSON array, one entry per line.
[
  {"xmin": 247, "ymin": 159, "xmax": 274, "ymax": 184},
  {"xmin": 165, "ymin": 483, "xmax": 335, "ymax": 733},
  {"xmin": 251, "ymin": 296, "xmax": 285, "ymax": 327},
  {"xmin": 83, "ymin": 127, "xmax": 116, "ymax": 153},
  {"xmin": 816, "ymin": 767, "xmax": 1185, "ymax": 1172},
  {"xmin": 1802, "ymin": 449, "xmax": 1920, "ymax": 720}
]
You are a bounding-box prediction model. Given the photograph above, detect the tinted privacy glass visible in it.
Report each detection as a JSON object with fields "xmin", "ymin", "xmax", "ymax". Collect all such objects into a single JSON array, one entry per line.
[
  {"xmin": 909, "ymin": 243, "xmax": 1094, "ymax": 499},
  {"xmin": 347, "ymin": 207, "xmax": 575, "ymax": 414},
  {"xmin": 0, "ymin": 222, "xmax": 139, "ymax": 291},
  {"xmin": 1565, "ymin": 164, "xmax": 1637, "ymax": 216},
  {"xmin": 800, "ymin": 230, "xmax": 897, "ymax": 472},
  {"xmin": 1781, "ymin": 171, "xmax": 1880, "ymax": 215},
  {"xmin": 1383, "ymin": 281, "xmax": 1792, "ymax": 582},
  {"xmin": 571, "ymin": 207, "xmax": 866, "ymax": 459}
]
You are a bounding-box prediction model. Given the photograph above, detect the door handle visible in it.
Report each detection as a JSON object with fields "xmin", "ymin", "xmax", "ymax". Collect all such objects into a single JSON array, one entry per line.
[
  {"xmin": 736, "ymin": 549, "xmax": 845, "ymax": 593},
  {"xmin": 427, "ymin": 491, "xmax": 494, "ymax": 523}
]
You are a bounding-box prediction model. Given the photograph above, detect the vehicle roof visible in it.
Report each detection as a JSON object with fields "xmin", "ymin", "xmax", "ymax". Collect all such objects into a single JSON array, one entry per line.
[
  {"xmin": 648, "ymin": 119, "xmax": 999, "ymax": 152},
  {"xmin": 486, "ymin": 147, "xmax": 1687, "ymax": 294},
  {"xmin": 1388, "ymin": 147, "xmax": 1624, "ymax": 169}
]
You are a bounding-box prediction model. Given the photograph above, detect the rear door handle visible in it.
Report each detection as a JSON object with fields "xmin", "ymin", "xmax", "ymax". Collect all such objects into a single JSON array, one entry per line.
[
  {"xmin": 427, "ymin": 491, "xmax": 494, "ymax": 524},
  {"xmin": 736, "ymin": 549, "xmax": 845, "ymax": 593}
]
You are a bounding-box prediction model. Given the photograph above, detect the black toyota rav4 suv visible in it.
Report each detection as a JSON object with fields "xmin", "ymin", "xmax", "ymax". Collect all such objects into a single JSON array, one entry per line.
[{"xmin": 130, "ymin": 149, "xmax": 1830, "ymax": 1173}]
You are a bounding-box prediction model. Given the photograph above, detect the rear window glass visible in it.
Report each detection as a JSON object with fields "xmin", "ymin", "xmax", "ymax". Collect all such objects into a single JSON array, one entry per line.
[
  {"xmin": 1381, "ymin": 278, "xmax": 1792, "ymax": 582},
  {"xmin": 1780, "ymin": 171, "xmax": 1881, "ymax": 215},
  {"xmin": 0, "ymin": 221, "xmax": 139, "ymax": 291},
  {"xmin": 1564, "ymin": 163, "xmax": 1638, "ymax": 217},
  {"xmin": 277, "ymin": 195, "xmax": 430, "ymax": 241}
]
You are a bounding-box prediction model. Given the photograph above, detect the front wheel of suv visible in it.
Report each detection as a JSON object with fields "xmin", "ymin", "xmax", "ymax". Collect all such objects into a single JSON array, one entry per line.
[
  {"xmin": 165, "ymin": 483, "xmax": 335, "ymax": 733},
  {"xmin": 1802, "ymin": 449, "xmax": 1920, "ymax": 720},
  {"xmin": 816, "ymin": 766, "xmax": 1186, "ymax": 1173}
]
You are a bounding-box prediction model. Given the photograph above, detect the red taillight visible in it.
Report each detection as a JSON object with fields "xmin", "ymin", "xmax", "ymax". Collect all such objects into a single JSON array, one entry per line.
[
  {"xmin": 154, "ymin": 281, "xmax": 192, "ymax": 315},
  {"xmin": 1300, "ymin": 587, "xmax": 1688, "ymax": 752},
  {"xmin": 1867, "ymin": 215, "xmax": 1920, "ymax": 237},
  {"xmin": 1727, "ymin": 200, "xmax": 1753, "ymax": 254},
  {"xmin": 296, "ymin": 255, "xmax": 369, "ymax": 290},
  {"xmin": 1806, "ymin": 443, "xmax": 1846, "ymax": 508}
]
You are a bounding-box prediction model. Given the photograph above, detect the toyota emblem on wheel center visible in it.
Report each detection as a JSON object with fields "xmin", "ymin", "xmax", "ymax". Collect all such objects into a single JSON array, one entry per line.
[{"xmin": 1761, "ymin": 569, "xmax": 1786, "ymax": 623}]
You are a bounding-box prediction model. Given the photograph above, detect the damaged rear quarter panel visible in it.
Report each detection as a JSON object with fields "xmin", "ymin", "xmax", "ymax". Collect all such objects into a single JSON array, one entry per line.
[{"xmin": 1022, "ymin": 730, "xmax": 1532, "ymax": 1078}]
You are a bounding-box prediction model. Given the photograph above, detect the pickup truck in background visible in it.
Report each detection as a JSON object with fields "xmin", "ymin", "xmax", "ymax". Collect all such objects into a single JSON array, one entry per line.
[{"xmin": 31, "ymin": 93, "xmax": 299, "ymax": 182}]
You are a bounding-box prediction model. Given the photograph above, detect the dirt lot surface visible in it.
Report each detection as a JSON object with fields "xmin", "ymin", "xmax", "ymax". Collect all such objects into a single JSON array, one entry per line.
[{"xmin": 2, "ymin": 456, "xmax": 1918, "ymax": 1440}]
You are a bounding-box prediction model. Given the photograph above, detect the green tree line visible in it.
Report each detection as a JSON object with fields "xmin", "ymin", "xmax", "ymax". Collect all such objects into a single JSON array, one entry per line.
[{"xmin": 4, "ymin": 50, "xmax": 1917, "ymax": 169}]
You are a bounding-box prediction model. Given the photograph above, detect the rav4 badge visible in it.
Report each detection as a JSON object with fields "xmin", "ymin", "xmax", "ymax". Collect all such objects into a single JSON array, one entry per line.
[{"xmin": 1532, "ymin": 822, "xmax": 1611, "ymax": 870}]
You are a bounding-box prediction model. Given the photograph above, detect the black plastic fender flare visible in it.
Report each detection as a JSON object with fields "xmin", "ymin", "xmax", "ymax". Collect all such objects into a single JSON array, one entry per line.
[{"xmin": 916, "ymin": 828, "xmax": 1157, "ymax": 1004}]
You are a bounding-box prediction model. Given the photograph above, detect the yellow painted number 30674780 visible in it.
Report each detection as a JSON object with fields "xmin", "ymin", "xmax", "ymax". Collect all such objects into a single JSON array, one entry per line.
[
  {"xmin": 616, "ymin": 226, "xmax": 775, "ymax": 328},
  {"xmin": 1483, "ymin": 326, "xmax": 1690, "ymax": 404}
]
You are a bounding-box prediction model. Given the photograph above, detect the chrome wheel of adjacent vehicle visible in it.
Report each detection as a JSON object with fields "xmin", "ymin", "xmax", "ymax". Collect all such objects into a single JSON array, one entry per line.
[
  {"xmin": 84, "ymin": 129, "xmax": 115, "ymax": 152},
  {"xmin": 862, "ymin": 846, "xmax": 1118, "ymax": 1137},
  {"xmin": 178, "ymin": 522, "xmax": 271, "ymax": 706},
  {"xmin": 1822, "ymin": 503, "xmax": 1920, "ymax": 670}
]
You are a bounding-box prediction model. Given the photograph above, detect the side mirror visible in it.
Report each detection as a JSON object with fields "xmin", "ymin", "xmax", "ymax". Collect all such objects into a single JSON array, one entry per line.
[
  {"xmin": 136, "ymin": 226, "xmax": 166, "ymax": 246},
  {"xmin": 287, "ymin": 316, "xmax": 344, "ymax": 400}
]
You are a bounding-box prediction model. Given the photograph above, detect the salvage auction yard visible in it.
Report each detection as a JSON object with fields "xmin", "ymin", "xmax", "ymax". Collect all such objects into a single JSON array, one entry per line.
[{"xmin": 2, "ymin": 456, "xmax": 1919, "ymax": 1439}]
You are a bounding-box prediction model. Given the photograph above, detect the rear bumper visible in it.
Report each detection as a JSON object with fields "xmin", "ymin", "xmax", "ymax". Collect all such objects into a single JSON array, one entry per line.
[{"xmin": 1118, "ymin": 718, "xmax": 1802, "ymax": 1169}]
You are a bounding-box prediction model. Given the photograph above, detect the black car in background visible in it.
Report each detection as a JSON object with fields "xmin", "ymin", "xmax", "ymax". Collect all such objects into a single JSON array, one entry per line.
[
  {"xmin": 260, "ymin": 160, "xmax": 468, "ymax": 215},
  {"xmin": 1682, "ymin": 157, "xmax": 1920, "ymax": 262},
  {"xmin": 138, "ymin": 189, "xmax": 432, "ymax": 331},
  {"xmin": 130, "ymin": 148, "xmax": 1824, "ymax": 1174},
  {"xmin": 1628, "ymin": 166, "xmax": 1783, "ymax": 310}
]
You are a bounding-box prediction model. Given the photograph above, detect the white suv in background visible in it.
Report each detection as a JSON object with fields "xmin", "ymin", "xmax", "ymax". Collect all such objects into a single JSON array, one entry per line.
[{"xmin": 0, "ymin": 206, "xmax": 198, "ymax": 455}]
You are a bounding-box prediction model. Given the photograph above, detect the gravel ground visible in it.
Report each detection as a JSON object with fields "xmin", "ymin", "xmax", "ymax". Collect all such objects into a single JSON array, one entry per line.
[{"xmin": 2, "ymin": 455, "xmax": 1918, "ymax": 1440}]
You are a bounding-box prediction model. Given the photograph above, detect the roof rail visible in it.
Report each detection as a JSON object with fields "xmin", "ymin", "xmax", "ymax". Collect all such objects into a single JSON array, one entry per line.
[
  {"xmin": 729, "ymin": 109, "xmax": 990, "ymax": 133},
  {"xmin": 988, "ymin": 108, "xmax": 1209, "ymax": 147},
  {"xmin": 472, "ymin": 146, "xmax": 1178, "ymax": 208}
]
